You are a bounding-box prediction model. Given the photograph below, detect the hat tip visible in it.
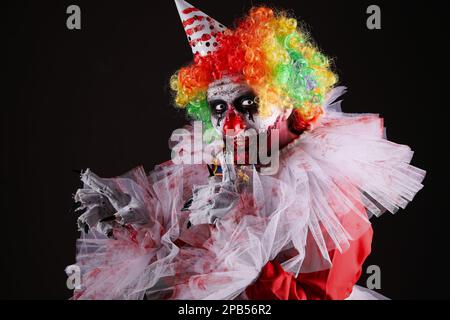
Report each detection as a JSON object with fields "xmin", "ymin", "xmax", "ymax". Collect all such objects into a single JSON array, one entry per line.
[{"xmin": 174, "ymin": 0, "xmax": 227, "ymax": 57}]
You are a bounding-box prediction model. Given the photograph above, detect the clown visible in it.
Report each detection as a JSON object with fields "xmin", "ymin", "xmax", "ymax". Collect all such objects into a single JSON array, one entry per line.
[{"xmin": 70, "ymin": 0, "xmax": 425, "ymax": 300}]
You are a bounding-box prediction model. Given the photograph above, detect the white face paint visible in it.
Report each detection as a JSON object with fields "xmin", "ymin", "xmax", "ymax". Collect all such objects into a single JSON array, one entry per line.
[
  {"xmin": 206, "ymin": 76, "xmax": 288, "ymax": 137},
  {"xmin": 206, "ymin": 76, "xmax": 294, "ymax": 172}
]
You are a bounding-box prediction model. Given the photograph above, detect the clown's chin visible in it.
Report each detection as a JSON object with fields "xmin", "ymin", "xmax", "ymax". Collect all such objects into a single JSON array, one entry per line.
[{"xmin": 223, "ymin": 130, "xmax": 274, "ymax": 166}]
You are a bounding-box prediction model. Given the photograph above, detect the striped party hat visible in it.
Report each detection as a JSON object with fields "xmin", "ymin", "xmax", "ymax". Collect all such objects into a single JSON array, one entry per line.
[{"xmin": 174, "ymin": 0, "xmax": 227, "ymax": 56}]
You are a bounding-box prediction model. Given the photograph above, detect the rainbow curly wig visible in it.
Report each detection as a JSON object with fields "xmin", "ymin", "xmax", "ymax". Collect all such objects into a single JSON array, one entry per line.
[{"xmin": 170, "ymin": 6, "xmax": 337, "ymax": 130}]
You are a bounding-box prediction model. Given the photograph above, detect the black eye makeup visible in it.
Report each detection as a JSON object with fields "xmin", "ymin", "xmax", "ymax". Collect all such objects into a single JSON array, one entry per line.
[
  {"xmin": 209, "ymin": 100, "xmax": 228, "ymax": 116},
  {"xmin": 207, "ymin": 91, "xmax": 259, "ymax": 126},
  {"xmin": 234, "ymin": 92, "xmax": 258, "ymax": 115}
]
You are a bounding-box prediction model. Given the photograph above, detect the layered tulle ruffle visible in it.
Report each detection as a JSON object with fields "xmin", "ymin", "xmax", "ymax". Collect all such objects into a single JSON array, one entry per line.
[{"xmin": 70, "ymin": 87, "xmax": 425, "ymax": 299}]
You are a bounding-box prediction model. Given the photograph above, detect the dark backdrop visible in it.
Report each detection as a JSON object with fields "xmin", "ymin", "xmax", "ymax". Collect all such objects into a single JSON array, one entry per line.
[{"xmin": 3, "ymin": 0, "xmax": 448, "ymax": 299}]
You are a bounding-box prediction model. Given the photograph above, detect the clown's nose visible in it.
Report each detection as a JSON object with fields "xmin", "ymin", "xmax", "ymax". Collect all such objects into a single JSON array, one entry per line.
[{"xmin": 223, "ymin": 109, "xmax": 246, "ymax": 136}]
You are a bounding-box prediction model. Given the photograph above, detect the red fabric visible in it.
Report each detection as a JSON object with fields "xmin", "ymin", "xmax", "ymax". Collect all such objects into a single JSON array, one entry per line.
[{"xmin": 245, "ymin": 226, "xmax": 373, "ymax": 300}]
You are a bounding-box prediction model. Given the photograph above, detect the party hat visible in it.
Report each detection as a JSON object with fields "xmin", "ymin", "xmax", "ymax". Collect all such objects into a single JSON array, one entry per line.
[{"xmin": 174, "ymin": 0, "xmax": 227, "ymax": 56}]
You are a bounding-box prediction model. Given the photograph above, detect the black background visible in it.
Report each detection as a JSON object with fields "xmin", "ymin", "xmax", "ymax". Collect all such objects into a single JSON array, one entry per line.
[{"xmin": 3, "ymin": 0, "xmax": 449, "ymax": 299}]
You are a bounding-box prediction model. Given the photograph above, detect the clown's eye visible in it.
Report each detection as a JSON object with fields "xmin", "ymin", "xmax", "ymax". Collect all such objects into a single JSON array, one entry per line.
[
  {"xmin": 235, "ymin": 93, "xmax": 258, "ymax": 113},
  {"xmin": 241, "ymin": 99, "xmax": 254, "ymax": 106},
  {"xmin": 209, "ymin": 100, "xmax": 227, "ymax": 115},
  {"xmin": 215, "ymin": 104, "xmax": 226, "ymax": 112}
]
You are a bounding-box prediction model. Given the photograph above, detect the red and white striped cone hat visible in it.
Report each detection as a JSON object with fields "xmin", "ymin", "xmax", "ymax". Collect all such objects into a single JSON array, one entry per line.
[{"xmin": 174, "ymin": 0, "xmax": 227, "ymax": 56}]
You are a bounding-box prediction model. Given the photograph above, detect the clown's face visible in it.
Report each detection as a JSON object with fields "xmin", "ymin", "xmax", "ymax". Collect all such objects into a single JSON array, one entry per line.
[
  {"xmin": 207, "ymin": 76, "xmax": 298, "ymax": 168},
  {"xmin": 207, "ymin": 76, "xmax": 283, "ymax": 137}
]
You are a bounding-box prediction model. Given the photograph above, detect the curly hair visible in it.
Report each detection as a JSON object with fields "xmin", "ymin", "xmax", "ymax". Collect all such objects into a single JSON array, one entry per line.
[{"xmin": 170, "ymin": 6, "xmax": 337, "ymax": 130}]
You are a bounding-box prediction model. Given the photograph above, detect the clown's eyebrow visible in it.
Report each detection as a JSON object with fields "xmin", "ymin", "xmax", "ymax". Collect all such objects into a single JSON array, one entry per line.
[
  {"xmin": 208, "ymin": 99, "xmax": 227, "ymax": 107},
  {"xmin": 235, "ymin": 90, "xmax": 254, "ymax": 98}
]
